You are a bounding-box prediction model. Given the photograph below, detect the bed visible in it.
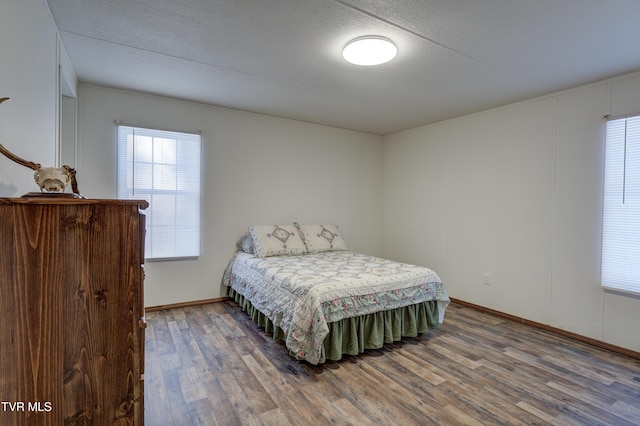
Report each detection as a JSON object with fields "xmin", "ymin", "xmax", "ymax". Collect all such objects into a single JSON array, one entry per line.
[{"xmin": 223, "ymin": 224, "xmax": 449, "ymax": 365}]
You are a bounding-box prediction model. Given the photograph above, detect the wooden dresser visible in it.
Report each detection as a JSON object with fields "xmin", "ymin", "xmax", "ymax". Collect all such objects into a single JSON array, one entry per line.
[{"xmin": 0, "ymin": 198, "xmax": 148, "ymax": 425}]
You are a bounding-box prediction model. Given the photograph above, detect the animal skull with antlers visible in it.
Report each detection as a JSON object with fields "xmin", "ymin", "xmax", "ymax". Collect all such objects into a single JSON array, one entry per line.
[{"xmin": 1, "ymin": 97, "xmax": 82, "ymax": 196}]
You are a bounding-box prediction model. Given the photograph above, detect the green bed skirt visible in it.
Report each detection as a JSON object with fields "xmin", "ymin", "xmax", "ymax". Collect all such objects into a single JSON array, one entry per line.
[{"xmin": 227, "ymin": 287, "xmax": 440, "ymax": 364}]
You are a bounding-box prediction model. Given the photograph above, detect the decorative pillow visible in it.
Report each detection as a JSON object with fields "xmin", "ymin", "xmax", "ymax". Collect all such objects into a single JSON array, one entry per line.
[
  {"xmin": 235, "ymin": 231, "xmax": 255, "ymax": 255},
  {"xmin": 249, "ymin": 225, "xmax": 307, "ymax": 257},
  {"xmin": 296, "ymin": 224, "xmax": 348, "ymax": 253}
]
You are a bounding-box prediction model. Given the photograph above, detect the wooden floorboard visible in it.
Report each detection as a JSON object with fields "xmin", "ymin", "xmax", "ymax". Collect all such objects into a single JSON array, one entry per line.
[{"xmin": 144, "ymin": 302, "xmax": 640, "ymax": 425}]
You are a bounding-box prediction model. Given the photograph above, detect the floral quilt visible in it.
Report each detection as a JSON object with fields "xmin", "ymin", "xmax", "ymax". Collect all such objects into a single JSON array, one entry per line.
[{"xmin": 223, "ymin": 250, "xmax": 449, "ymax": 364}]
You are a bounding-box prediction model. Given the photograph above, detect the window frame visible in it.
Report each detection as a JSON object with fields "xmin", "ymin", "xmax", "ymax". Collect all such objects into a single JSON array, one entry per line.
[
  {"xmin": 601, "ymin": 114, "xmax": 640, "ymax": 295},
  {"xmin": 117, "ymin": 125, "xmax": 202, "ymax": 261}
]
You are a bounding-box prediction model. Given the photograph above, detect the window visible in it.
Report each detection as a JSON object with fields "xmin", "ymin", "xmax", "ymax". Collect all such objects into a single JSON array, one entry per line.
[
  {"xmin": 601, "ymin": 115, "xmax": 640, "ymax": 294},
  {"xmin": 118, "ymin": 125, "xmax": 201, "ymax": 260}
]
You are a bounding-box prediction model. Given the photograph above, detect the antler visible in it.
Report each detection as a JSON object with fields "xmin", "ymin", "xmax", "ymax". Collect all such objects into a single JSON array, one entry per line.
[
  {"xmin": 0, "ymin": 100, "xmax": 43, "ymax": 169},
  {"xmin": 0, "ymin": 143, "xmax": 41, "ymax": 171},
  {"xmin": 62, "ymin": 165, "xmax": 81, "ymax": 195},
  {"xmin": 0, "ymin": 98, "xmax": 41, "ymax": 169}
]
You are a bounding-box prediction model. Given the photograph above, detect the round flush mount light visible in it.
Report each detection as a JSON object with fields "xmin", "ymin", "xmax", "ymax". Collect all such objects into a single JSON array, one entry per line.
[{"xmin": 342, "ymin": 36, "xmax": 397, "ymax": 66}]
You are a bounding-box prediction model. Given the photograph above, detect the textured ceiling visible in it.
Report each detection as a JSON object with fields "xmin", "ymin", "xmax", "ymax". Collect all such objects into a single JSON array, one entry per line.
[{"xmin": 47, "ymin": 0, "xmax": 640, "ymax": 135}]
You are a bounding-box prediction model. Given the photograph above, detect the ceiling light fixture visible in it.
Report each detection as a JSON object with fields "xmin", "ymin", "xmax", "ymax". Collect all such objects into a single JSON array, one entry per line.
[{"xmin": 342, "ymin": 36, "xmax": 397, "ymax": 66}]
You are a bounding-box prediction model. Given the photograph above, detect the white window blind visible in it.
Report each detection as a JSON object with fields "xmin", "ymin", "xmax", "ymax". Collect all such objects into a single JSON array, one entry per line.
[
  {"xmin": 117, "ymin": 125, "xmax": 201, "ymax": 260},
  {"xmin": 601, "ymin": 115, "xmax": 640, "ymax": 294}
]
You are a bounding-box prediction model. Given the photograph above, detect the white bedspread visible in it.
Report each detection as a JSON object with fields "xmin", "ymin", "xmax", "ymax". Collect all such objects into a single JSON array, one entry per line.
[{"xmin": 223, "ymin": 250, "xmax": 449, "ymax": 364}]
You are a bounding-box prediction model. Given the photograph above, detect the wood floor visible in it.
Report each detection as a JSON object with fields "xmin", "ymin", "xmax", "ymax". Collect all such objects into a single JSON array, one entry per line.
[{"xmin": 144, "ymin": 301, "xmax": 640, "ymax": 425}]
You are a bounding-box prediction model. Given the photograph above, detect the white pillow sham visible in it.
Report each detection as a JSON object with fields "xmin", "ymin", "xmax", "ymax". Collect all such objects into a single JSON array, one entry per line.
[
  {"xmin": 249, "ymin": 225, "xmax": 307, "ymax": 257},
  {"xmin": 296, "ymin": 223, "xmax": 348, "ymax": 253}
]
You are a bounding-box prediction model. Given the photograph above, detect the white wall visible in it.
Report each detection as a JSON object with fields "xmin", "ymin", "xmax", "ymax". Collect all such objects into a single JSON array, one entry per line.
[
  {"xmin": 383, "ymin": 72, "xmax": 640, "ymax": 352},
  {"xmin": 0, "ymin": 0, "xmax": 66, "ymax": 195},
  {"xmin": 6, "ymin": 0, "xmax": 637, "ymax": 356},
  {"xmin": 77, "ymin": 84, "xmax": 383, "ymax": 307}
]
